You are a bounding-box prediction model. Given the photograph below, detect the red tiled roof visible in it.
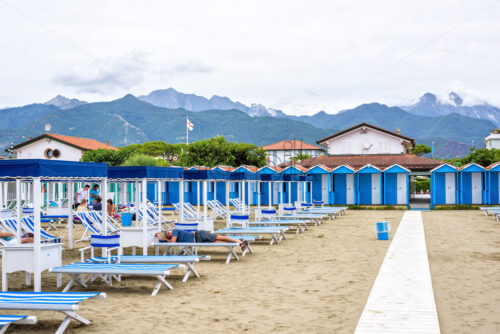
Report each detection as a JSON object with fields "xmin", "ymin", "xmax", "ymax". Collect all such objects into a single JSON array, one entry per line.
[
  {"xmin": 261, "ymin": 140, "xmax": 324, "ymax": 151},
  {"xmin": 316, "ymin": 122, "xmax": 415, "ymax": 146},
  {"xmin": 282, "ymin": 165, "xmax": 308, "ymax": 172},
  {"xmin": 291, "ymin": 154, "xmax": 441, "ymax": 172},
  {"xmin": 13, "ymin": 133, "xmax": 118, "ymax": 151},
  {"xmin": 259, "ymin": 166, "xmax": 283, "ymax": 173}
]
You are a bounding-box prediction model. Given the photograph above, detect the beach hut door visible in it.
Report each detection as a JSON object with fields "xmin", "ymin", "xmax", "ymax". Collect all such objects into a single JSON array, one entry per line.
[
  {"xmin": 346, "ymin": 174, "xmax": 354, "ymax": 204},
  {"xmin": 471, "ymin": 172, "xmax": 482, "ymax": 204},
  {"xmin": 371, "ymin": 173, "xmax": 380, "ymax": 204},
  {"xmin": 396, "ymin": 173, "xmax": 406, "ymax": 204},
  {"xmin": 445, "ymin": 173, "xmax": 455, "ymax": 204},
  {"xmin": 321, "ymin": 174, "xmax": 328, "ymax": 203}
]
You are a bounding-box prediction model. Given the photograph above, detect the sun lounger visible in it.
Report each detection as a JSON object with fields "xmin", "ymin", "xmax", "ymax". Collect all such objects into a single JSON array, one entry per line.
[
  {"xmin": 120, "ymin": 255, "xmax": 210, "ymax": 282},
  {"xmin": 214, "ymin": 227, "xmax": 289, "ymax": 245},
  {"xmin": 50, "ymin": 263, "xmax": 184, "ymax": 296},
  {"xmin": 0, "ymin": 291, "xmax": 105, "ymax": 334},
  {"xmin": 154, "ymin": 237, "xmax": 258, "ymax": 264},
  {"xmin": 0, "ymin": 218, "xmax": 60, "ymax": 243},
  {"xmin": 249, "ymin": 219, "xmax": 308, "ymax": 233},
  {"xmin": 22, "ymin": 216, "xmax": 62, "ymax": 242},
  {"xmin": 74, "ymin": 212, "xmax": 101, "ymax": 242},
  {"xmin": 0, "ymin": 315, "xmax": 37, "ymax": 333},
  {"xmin": 276, "ymin": 213, "xmax": 325, "ymax": 226}
]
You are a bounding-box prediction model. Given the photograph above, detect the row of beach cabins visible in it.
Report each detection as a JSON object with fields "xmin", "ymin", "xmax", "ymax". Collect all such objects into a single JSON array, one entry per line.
[{"xmin": 0, "ymin": 159, "xmax": 347, "ymax": 333}]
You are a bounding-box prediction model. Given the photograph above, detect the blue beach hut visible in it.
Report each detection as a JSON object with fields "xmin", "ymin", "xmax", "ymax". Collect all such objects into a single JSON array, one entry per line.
[
  {"xmin": 331, "ymin": 165, "xmax": 355, "ymax": 205},
  {"xmin": 382, "ymin": 164, "xmax": 410, "ymax": 206},
  {"xmin": 257, "ymin": 166, "xmax": 282, "ymax": 205},
  {"xmin": 430, "ymin": 164, "xmax": 459, "ymax": 208},
  {"xmin": 486, "ymin": 162, "xmax": 500, "ymax": 204},
  {"xmin": 281, "ymin": 165, "xmax": 306, "ymax": 205},
  {"xmin": 356, "ymin": 165, "xmax": 383, "ymax": 205},
  {"xmin": 459, "ymin": 163, "xmax": 486, "ymax": 205},
  {"xmin": 306, "ymin": 164, "xmax": 332, "ymax": 205}
]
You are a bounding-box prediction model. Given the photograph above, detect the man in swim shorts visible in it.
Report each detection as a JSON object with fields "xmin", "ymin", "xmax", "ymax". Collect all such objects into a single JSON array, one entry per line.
[{"xmin": 155, "ymin": 229, "xmax": 248, "ymax": 251}]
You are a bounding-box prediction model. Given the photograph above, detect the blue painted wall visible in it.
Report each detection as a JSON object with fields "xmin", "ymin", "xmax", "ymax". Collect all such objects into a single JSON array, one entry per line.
[
  {"xmin": 384, "ymin": 173, "xmax": 397, "ymax": 205},
  {"xmin": 358, "ymin": 173, "xmax": 372, "ymax": 204},
  {"xmin": 311, "ymin": 174, "xmax": 322, "ymax": 202},
  {"xmin": 333, "ymin": 174, "xmax": 346, "ymax": 204},
  {"xmin": 489, "ymin": 172, "xmax": 499, "ymax": 204}
]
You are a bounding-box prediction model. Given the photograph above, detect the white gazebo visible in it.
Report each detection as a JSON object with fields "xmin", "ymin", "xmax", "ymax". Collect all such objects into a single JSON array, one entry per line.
[{"xmin": 0, "ymin": 159, "xmax": 108, "ymax": 292}]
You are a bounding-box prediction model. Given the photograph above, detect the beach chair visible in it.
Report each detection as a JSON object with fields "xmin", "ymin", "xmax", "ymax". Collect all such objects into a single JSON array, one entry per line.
[
  {"xmin": 0, "ymin": 218, "xmax": 60, "ymax": 243},
  {"xmin": 80, "ymin": 235, "xmax": 121, "ymax": 264},
  {"xmin": 22, "ymin": 216, "xmax": 62, "ymax": 243},
  {"xmin": 0, "ymin": 315, "xmax": 37, "ymax": 333},
  {"xmin": 50, "ymin": 263, "xmax": 184, "ymax": 296},
  {"xmin": 87, "ymin": 211, "xmax": 120, "ymax": 233},
  {"xmin": 229, "ymin": 214, "xmax": 250, "ymax": 228},
  {"xmin": 312, "ymin": 200, "xmax": 324, "ymax": 207},
  {"xmin": 229, "ymin": 198, "xmax": 249, "ymax": 213},
  {"xmin": 154, "ymin": 236, "xmax": 258, "ymax": 264},
  {"xmin": 0, "ymin": 291, "xmax": 105, "ymax": 334},
  {"xmin": 207, "ymin": 200, "xmax": 225, "ymax": 219},
  {"xmin": 74, "ymin": 212, "xmax": 101, "ymax": 242},
  {"xmin": 255, "ymin": 208, "xmax": 277, "ymax": 221}
]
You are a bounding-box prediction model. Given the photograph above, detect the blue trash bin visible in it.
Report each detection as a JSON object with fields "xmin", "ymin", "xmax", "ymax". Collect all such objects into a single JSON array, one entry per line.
[
  {"xmin": 375, "ymin": 221, "xmax": 390, "ymax": 240},
  {"xmin": 121, "ymin": 213, "xmax": 133, "ymax": 227}
]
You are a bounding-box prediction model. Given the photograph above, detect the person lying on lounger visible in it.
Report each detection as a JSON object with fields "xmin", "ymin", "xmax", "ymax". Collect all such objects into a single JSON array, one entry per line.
[
  {"xmin": 0, "ymin": 231, "xmax": 34, "ymax": 245},
  {"xmin": 155, "ymin": 229, "xmax": 248, "ymax": 251}
]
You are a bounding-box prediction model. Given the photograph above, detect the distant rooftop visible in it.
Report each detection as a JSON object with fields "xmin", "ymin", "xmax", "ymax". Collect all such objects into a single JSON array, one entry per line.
[
  {"xmin": 12, "ymin": 133, "xmax": 118, "ymax": 151},
  {"xmin": 261, "ymin": 140, "xmax": 324, "ymax": 151}
]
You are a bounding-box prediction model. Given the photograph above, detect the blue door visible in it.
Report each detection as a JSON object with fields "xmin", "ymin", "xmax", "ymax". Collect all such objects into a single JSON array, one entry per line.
[
  {"xmin": 359, "ymin": 174, "xmax": 372, "ymax": 204},
  {"xmin": 334, "ymin": 174, "xmax": 346, "ymax": 204}
]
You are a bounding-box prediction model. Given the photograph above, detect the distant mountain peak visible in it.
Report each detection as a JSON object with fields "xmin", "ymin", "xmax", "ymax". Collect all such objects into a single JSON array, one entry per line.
[
  {"xmin": 419, "ymin": 92, "xmax": 438, "ymax": 104},
  {"xmin": 448, "ymin": 92, "xmax": 463, "ymax": 106},
  {"xmin": 44, "ymin": 95, "xmax": 87, "ymax": 110}
]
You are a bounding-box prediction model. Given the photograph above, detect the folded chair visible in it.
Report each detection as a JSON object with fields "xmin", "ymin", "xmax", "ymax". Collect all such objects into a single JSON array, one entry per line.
[{"xmin": 0, "ymin": 315, "xmax": 37, "ymax": 333}]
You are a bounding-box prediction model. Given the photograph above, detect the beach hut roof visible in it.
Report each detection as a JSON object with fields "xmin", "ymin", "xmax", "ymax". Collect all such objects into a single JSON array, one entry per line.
[
  {"xmin": 331, "ymin": 164, "xmax": 356, "ymax": 174},
  {"xmin": 459, "ymin": 162, "xmax": 486, "ymax": 172},
  {"xmin": 487, "ymin": 161, "xmax": 500, "ymax": 171},
  {"xmin": 257, "ymin": 166, "xmax": 282, "ymax": 174},
  {"xmin": 383, "ymin": 164, "xmax": 411, "ymax": 173},
  {"xmin": 430, "ymin": 163, "xmax": 458, "ymax": 173},
  {"xmin": 356, "ymin": 164, "xmax": 382, "ymax": 173},
  {"xmin": 281, "ymin": 165, "xmax": 306, "ymax": 174},
  {"xmin": 184, "ymin": 169, "xmax": 229, "ymax": 180}
]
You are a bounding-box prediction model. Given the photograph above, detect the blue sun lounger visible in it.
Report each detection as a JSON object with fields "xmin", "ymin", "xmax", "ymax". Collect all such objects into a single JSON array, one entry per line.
[
  {"xmin": 119, "ymin": 255, "xmax": 210, "ymax": 283},
  {"xmin": 0, "ymin": 291, "xmax": 105, "ymax": 334},
  {"xmin": 214, "ymin": 227, "xmax": 289, "ymax": 245},
  {"xmin": 154, "ymin": 236, "xmax": 259, "ymax": 264},
  {"xmin": 50, "ymin": 263, "xmax": 184, "ymax": 296},
  {"xmin": 276, "ymin": 213, "xmax": 326, "ymax": 226},
  {"xmin": 249, "ymin": 219, "xmax": 308, "ymax": 233},
  {"xmin": 0, "ymin": 315, "xmax": 37, "ymax": 333}
]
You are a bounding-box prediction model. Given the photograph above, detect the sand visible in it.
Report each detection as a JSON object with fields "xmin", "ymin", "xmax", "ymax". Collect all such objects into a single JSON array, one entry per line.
[
  {"xmin": 2, "ymin": 210, "xmax": 402, "ymax": 333},
  {"xmin": 423, "ymin": 210, "xmax": 500, "ymax": 334}
]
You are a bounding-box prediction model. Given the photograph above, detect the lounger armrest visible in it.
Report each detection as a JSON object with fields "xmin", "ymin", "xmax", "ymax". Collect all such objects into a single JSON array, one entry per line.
[
  {"xmin": 15, "ymin": 316, "xmax": 37, "ymax": 325},
  {"xmin": 79, "ymin": 246, "xmax": 92, "ymax": 262},
  {"xmin": 107, "ymin": 246, "xmax": 121, "ymax": 263}
]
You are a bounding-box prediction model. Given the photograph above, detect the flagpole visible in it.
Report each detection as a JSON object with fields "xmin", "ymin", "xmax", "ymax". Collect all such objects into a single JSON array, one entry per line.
[{"xmin": 186, "ymin": 115, "xmax": 189, "ymax": 145}]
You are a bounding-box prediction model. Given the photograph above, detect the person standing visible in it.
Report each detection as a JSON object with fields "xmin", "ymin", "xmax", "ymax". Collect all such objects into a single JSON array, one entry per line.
[
  {"xmin": 74, "ymin": 184, "xmax": 90, "ymax": 208},
  {"xmin": 89, "ymin": 184, "xmax": 100, "ymax": 204}
]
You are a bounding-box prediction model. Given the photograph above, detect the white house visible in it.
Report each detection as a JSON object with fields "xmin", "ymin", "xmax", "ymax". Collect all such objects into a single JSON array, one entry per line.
[
  {"xmin": 261, "ymin": 140, "xmax": 324, "ymax": 165},
  {"xmin": 484, "ymin": 130, "xmax": 500, "ymax": 149},
  {"xmin": 316, "ymin": 123, "xmax": 414, "ymax": 155},
  {"xmin": 10, "ymin": 133, "xmax": 117, "ymax": 161}
]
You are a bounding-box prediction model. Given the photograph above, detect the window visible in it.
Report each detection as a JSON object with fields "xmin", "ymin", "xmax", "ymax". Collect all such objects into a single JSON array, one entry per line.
[{"xmin": 43, "ymin": 148, "xmax": 60, "ymax": 159}]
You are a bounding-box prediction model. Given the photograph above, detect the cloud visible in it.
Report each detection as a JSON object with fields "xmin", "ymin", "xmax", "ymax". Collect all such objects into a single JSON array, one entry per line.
[
  {"xmin": 159, "ymin": 60, "xmax": 215, "ymax": 76},
  {"xmin": 52, "ymin": 52, "xmax": 148, "ymax": 94}
]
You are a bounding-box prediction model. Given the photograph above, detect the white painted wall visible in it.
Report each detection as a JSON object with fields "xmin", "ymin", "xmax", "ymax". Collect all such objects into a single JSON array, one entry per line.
[
  {"xmin": 324, "ymin": 127, "xmax": 408, "ymax": 155},
  {"xmin": 485, "ymin": 133, "xmax": 500, "ymax": 149},
  {"xmin": 15, "ymin": 138, "xmax": 83, "ymax": 161},
  {"xmin": 267, "ymin": 149, "xmax": 323, "ymax": 165}
]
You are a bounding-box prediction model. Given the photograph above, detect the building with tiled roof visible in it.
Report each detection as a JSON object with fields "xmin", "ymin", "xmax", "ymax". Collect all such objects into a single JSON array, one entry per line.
[
  {"xmin": 10, "ymin": 133, "xmax": 117, "ymax": 161},
  {"xmin": 260, "ymin": 139, "xmax": 325, "ymax": 166}
]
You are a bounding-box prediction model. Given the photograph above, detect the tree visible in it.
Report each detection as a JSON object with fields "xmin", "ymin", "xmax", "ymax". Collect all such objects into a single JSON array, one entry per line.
[
  {"xmin": 81, "ymin": 149, "xmax": 124, "ymax": 166},
  {"xmin": 448, "ymin": 147, "xmax": 500, "ymax": 167},
  {"xmin": 121, "ymin": 154, "xmax": 169, "ymax": 166},
  {"xmin": 291, "ymin": 153, "xmax": 312, "ymax": 162},
  {"xmin": 412, "ymin": 144, "xmax": 431, "ymax": 156}
]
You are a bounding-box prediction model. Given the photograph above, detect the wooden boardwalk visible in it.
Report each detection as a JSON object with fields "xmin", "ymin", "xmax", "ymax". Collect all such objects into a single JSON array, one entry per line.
[{"xmin": 355, "ymin": 211, "xmax": 440, "ymax": 333}]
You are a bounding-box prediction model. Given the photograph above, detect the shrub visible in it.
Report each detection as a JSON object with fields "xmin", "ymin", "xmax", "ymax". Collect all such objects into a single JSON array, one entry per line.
[{"xmin": 121, "ymin": 154, "xmax": 169, "ymax": 167}]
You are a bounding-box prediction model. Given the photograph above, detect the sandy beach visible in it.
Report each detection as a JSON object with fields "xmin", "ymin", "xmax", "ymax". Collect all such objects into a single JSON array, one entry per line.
[
  {"xmin": 423, "ymin": 210, "xmax": 500, "ymax": 334},
  {"xmin": 2, "ymin": 210, "xmax": 402, "ymax": 333}
]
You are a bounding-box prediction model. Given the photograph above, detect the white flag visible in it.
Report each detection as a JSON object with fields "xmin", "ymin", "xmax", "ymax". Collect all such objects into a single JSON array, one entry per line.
[{"xmin": 187, "ymin": 118, "xmax": 194, "ymax": 131}]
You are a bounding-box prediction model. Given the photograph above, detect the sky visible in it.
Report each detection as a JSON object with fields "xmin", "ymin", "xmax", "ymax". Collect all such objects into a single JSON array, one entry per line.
[{"xmin": 1, "ymin": 0, "xmax": 500, "ymax": 115}]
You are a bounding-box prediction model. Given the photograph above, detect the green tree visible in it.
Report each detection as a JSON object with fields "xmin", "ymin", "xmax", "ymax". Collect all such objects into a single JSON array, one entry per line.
[
  {"xmin": 121, "ymin": 154, "xmax": 169, "ymax": 166},
  {"xmin": 81, "ymin": 149, "xmax": 124, "ymax": 166},
  {"xmin": 411, "ymin": 144, "xmax": 432, "ymax": 156},
  {"xmin": 291, "ymin": 153, "xmax": 312, "ymax": 162},
  {"xmin": 449, "ymin": 147, "xmax": 500, "ymax": 167}
]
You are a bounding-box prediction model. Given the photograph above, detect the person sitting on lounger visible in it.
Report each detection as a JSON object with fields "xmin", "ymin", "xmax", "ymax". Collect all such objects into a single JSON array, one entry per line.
[
  {"xmin": 155, "ymin": 229, "xmax": 248, "ymax": 251},
  {"xmin": 76, "ymin": 199, "xmax": 88, "ymax": 212},
  {"xmin": 0, "ymin": 231, "xmax": 34, "ymax": 245}
]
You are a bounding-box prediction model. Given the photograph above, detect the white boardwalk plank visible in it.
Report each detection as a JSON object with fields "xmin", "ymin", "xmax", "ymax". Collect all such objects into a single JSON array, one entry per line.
[{"xmin": 355, "ymin": 211, "xmax": 440, "ymax": 334}]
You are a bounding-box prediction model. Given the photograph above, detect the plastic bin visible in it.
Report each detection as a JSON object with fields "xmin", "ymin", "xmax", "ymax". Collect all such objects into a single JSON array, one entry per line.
[
  {"xmin": 121, "ymin": 213, "xmax": 133, "ymax": 227},
  {"xmin": 375, "ymin": 221, "xmax": 390, "ymax": 240}
]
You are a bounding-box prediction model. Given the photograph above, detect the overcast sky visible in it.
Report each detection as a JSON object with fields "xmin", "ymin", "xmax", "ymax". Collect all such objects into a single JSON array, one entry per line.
[{"xmin": 1, "ymin": 0, "xmax": 499, "ymax": 115}]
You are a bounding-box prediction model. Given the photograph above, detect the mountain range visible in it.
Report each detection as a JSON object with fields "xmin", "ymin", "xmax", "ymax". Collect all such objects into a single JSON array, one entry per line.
[{"xmin": 0, "ymin": 89, "xmax": 497, "ymax": 159}]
